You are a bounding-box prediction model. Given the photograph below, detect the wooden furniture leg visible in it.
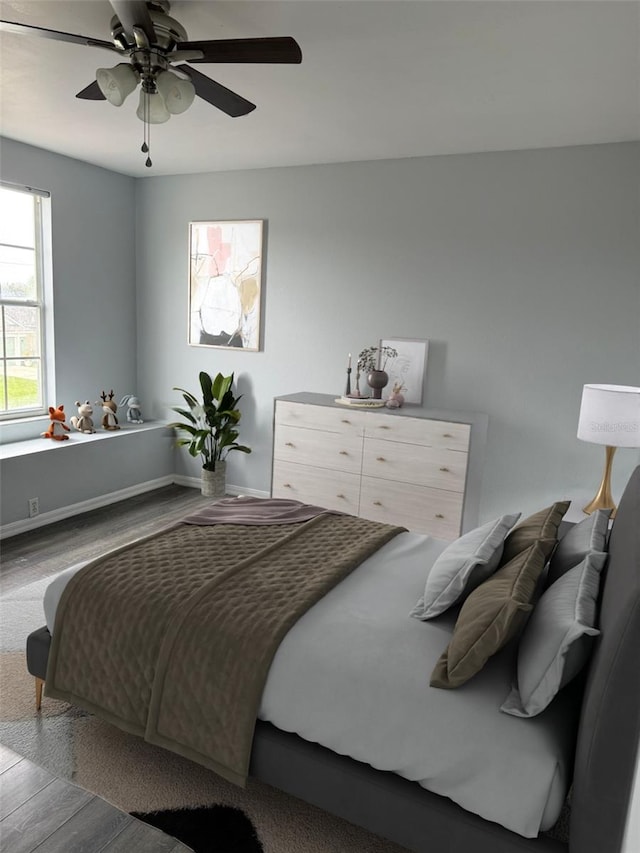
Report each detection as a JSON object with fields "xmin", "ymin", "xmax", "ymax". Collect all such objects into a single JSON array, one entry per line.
[{"xmin": 35, "ymin": 677, "xmax": 44, "ymax": 711}]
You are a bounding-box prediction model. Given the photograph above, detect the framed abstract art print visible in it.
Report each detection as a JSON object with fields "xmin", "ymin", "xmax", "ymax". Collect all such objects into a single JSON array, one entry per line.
[{"xmin": 188, "ymin": 220, "xmax": 264, "ymax": 350}]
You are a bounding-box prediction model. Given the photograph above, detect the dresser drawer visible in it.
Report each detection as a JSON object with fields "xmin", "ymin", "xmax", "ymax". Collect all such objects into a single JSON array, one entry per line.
[
  {"xmin": 360, "ymin": 477, "xmax": 463, "ymax": 539},
  {"xmin": 276, "ymin": 401, "xmax": 365, "ymax": 435},
  {"xmin": 274, "ymin": 424, "xmax": 363, "ymax": 474},
  {"xmin": 362, "ymin": 439, "xmax": 467, "ymax": 492},
  {"xmin": 363, "ymin": 414, "xmax": 470, "ymax": 452},
  {"xmin": 272, "ymin": 461, "xmax": 360, "ymax": 514}
]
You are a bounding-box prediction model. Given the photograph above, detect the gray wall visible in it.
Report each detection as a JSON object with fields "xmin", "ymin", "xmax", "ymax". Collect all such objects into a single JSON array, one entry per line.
[
  {"xmin": 0, "ymin": 138, "xmax": 138, "ymax": 440},
  {"xmin": 136, "ymin": 142, "xmax": 640, "ymax": 522},
  {"xmin": 1, "ymin": 139, "xmax": 638, "ymax": 527},
  {"xmin": 0, "ymin": 139, "xmax": 173, "ymax": 527}
]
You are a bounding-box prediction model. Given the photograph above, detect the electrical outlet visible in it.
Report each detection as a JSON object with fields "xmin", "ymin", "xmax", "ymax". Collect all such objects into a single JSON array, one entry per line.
[{"xmin": 28, "ymin": 497, "xmax": 39, "ymax": 518}]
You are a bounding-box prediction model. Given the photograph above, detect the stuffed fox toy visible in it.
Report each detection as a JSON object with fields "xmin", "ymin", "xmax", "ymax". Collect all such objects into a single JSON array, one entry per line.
[{"xmin": 42, "ymin": 405, "xmax": 71, "ymax": 441}]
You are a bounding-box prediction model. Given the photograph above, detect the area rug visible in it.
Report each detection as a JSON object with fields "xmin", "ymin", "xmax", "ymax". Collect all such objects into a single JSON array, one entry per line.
[
  {"xmin": 132, "ymin": 805, "xmax": 264, "ymax": 853},
  {"xmin": 0, "ymin": 573, "xmax": 410, "ymax": 853}
]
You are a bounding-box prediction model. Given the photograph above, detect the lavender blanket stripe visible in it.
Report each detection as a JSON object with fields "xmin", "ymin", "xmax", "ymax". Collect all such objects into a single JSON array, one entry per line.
[{"xmin": 181, "ymin": 496, "xmax": 340, "ymax": 526}]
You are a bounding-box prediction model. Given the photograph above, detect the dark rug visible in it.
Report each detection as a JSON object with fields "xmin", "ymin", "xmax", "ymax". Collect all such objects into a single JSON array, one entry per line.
[{"xmin": 132, "ymin": 804, "xmax": 264, "ymax": 853}]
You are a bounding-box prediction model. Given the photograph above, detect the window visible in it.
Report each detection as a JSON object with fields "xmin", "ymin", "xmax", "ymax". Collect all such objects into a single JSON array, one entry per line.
[{"xmin": 0, "ymin": 183, "xmax": 52, "ymax": 420}]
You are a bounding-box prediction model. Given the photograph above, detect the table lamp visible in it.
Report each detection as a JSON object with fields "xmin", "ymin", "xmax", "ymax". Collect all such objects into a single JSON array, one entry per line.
[{"xmin": 577, "ymin": 384, "xmax": 640, "ymax": 516}]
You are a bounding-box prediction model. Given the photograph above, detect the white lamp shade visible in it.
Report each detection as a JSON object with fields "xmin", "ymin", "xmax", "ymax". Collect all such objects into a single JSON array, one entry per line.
[
  {"xmin": 577, "ymin": 384, "xmax": 640, "ymax": 448},
  {"xmin": 136, "ymin": 90, "xmax": 171, "ymax": 124},
  {"xmin": 96, "ymin": 64, "xmax": 138, "ymax": 106},
  {"xmin": 155, "ymin": 70, "xmax": 196, "ymax": 115}
]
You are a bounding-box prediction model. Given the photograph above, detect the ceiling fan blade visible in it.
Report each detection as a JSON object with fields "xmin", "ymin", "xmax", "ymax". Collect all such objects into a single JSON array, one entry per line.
[
  {"xmin": 0, "ymin": 18, "xmax": 118, "ymax": 52},
  {"xmin": 180, "ymin": 37, "xmax": 302, "ymax": 64},
  {"xmin": 181, "ymin": 67, "xmax": 256, "ymax": 118},
  {"xmin": 76, "ymin": 81, "xmax": 106, "ymax": 101},
  {"xmin": 108, "ymin": 0, "xmax": 155, "ymax": 45}
]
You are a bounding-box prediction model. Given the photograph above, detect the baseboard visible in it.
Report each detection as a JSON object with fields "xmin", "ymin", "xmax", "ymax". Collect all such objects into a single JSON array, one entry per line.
[
  {"xmin": 172, "ymin": 474, "xmax": 270, "ymax": 500},
  {"xmin": 0, "ymin": 477, "xmax": 271, "ymax": 539},
  {"xmin": 0, "ymin": 476, "xmax": 174, "ymax": 539}
]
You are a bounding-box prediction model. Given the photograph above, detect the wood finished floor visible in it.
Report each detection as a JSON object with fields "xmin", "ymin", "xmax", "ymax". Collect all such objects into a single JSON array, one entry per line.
[
  {"xmin": 0, "ymin": 484, "xmax": 214, "ymax": 594},
  {"xmin": 0, "ymin": 487, "xmax": 212, "ymax": 852},
  {"xmin": 0, "ymin": 743, "xmax": 192, "ymax": 852}
]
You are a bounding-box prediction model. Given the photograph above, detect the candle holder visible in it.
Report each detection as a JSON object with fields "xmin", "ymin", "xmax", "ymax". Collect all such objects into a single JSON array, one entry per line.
[
  {"xmin": 345, "ymin": 367, "xmax": 352, "ymax": 396},
  {"xmin": 352, "ymin": 369, "xmax": 362, "ymax": 397}
]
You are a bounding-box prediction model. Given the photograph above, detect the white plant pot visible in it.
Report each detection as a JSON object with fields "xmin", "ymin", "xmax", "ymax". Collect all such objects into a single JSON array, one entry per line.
[{"xmin": 201, "ymin": 461, "xmax": 226, "ymax": 498}]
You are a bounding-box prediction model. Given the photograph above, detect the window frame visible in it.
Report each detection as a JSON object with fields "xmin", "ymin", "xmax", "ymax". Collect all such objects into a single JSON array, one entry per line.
[{"xmin": 0, "ymin": 183, "xmax": 54, "ymax": 422}]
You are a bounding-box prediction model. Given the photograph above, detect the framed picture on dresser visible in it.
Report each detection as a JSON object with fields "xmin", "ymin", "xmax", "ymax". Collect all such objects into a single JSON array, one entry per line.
[{"xmin": 380, "ymin": 338, "xmax": 429, "ymax": 405}]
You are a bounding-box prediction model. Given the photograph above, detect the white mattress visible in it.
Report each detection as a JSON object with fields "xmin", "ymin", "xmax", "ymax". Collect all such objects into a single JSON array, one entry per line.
[{"xmin": 44, "ymin": 532, "xmax": 576, "ymax": 838}]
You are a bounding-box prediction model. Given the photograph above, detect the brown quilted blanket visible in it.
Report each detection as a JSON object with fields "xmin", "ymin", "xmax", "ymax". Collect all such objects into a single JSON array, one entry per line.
[{"xmin": 45, "ymin": 511, "xmax": 404, "ymax": 785}]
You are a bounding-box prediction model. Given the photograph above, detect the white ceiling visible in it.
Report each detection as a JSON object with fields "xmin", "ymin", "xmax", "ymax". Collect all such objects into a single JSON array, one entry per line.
[{"xmin": 1, "ymin": 1, "xmax": 638, "ymax": 178}]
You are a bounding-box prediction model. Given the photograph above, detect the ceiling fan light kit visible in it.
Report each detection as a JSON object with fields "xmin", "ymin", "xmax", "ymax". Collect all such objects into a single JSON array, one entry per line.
[
  {"xmin": 155, "ymin": 70, "xmax": 195, "ymax": 115},
  {"xmin": 0, "ymin": 0, "xmax": 302, "ymax": 168},
  {"xmin": 137, "ymin": 89, "xmax": 170, "ymax": 124},
  {"xmin": 96, "ymin": 63, "xmax": 138, "ymax": 106}
]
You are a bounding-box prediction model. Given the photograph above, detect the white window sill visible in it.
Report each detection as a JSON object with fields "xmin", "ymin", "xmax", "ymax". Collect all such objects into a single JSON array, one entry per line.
[{"xmin": 0, "ymin": 422, "xmax": 168, "ymax": 461}]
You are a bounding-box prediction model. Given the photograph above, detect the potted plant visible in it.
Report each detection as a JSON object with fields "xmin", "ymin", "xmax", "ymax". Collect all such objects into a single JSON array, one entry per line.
[
  {"xmin": 357, "ymin": 345, "xmax": 398, "ymax": 398},
  {"xmin": 168, "ymin": 371, "xmax": 251, "ymax": 497}
]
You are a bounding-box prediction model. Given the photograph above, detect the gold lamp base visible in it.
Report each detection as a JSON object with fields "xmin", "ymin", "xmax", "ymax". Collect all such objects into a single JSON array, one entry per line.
[{"xmin": 583, "ymin": 445, "xmax": 617, "ymax": 518}]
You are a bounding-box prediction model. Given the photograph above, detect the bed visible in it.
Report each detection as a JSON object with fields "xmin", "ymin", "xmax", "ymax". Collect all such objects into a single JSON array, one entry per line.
[{"xmin": 25, "ymin": 465, "xmax": 640, "ymax": 853}]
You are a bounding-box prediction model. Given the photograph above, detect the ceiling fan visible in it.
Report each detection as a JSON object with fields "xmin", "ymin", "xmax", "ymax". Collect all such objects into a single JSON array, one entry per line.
[{"xmin": 0, "ymin": 0, "xmax": 302, "ymax": 166}]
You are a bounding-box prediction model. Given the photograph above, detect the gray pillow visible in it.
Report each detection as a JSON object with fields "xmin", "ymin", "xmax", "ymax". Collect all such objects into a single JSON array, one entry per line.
[
  {"xmin": 410, "ymin": 513, "xmax": 521, "ymax": 620},
  {"xmin": 546, "ymin": 510, "xmax": 611, "ymax": 587},
  {"xmin": 501, "ymin": 550, "xmax": 608, "ymax": 718}
]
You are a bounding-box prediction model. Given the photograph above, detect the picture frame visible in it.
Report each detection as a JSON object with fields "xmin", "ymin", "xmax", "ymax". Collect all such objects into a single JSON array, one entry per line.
[
  {"xmin": 380, "ymin": 337, "xmax": 429, "ymax": 405},
  {"xmin": 188, "ymin": 219, "xmax": 264, "ymax": 350}
]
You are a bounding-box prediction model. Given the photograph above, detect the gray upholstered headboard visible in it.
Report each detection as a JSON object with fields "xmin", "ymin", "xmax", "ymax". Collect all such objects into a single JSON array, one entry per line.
[{"xmin": 570, "ymin": 465, "xmax": 640, "ymax": 853}]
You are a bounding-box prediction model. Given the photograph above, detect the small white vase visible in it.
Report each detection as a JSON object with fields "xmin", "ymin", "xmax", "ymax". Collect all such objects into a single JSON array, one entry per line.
[{"xmin": 201, "ymin": 461, "xmax": 226, "ymax": 498}]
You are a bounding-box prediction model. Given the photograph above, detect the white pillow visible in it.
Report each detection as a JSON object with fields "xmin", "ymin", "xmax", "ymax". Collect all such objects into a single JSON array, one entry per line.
[
  {"xmin": 501, "ymin": 550, "xmax": 607, "ymax": 718},
  {"xmin": 410, "ymin": 513, "xmax": 521, "ymax": 620}
]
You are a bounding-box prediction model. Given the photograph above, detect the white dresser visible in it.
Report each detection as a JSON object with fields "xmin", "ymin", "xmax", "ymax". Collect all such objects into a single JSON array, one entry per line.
[{"xmin": 271, "ymin": 393, "xmax": 487, "ymax": 539}]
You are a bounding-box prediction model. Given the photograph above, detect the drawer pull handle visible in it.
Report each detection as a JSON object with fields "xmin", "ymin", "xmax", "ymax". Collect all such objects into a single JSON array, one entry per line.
[
  {"xmin": 373, "ymin": 500, "xmax": 383, "ymax": 506},
  {"xmin": 379, "ymin": 425, "xmax": 391, "ymax": 430},
  {"xmin": 440, "ymin": 466, "xmax": 450, "ymax": 472},
  {"xmin": 341, "ymin": 419, "xmax": 351, "ymax": 424},
  {"xmin": 283, "ymin": 483, "xmax": 292, "ymax": 488},
  {"xmin": 435, "ymin": 513, "xmax": 445, "ymax": 519},
  {"xmin": 285, "ymin": 441, "xmax": 295, "ymax": 447},
  {"xmin": 376, "ymin": 456, "xmax": 386, "ymax": 462},
  {"xmin": 337, "ymin": 493, "xmax": 346, "ymax": 500},
  {"xmin": 442, "ymin": 433, "xmax": 453, "ymax": 438},
  {"xmin": 339, "ymin": 450, "xmax": 349, "ymax": 456}
]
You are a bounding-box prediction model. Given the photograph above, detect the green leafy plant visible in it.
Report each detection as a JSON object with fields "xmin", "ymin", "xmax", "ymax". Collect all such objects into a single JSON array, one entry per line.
[
  {"xmin": 168, "ymin": 371, "xmax": 251, "ymax": 472},
  {"xmin": 357, "ymin": 345, "xmax": 398, "ymax": 373}
]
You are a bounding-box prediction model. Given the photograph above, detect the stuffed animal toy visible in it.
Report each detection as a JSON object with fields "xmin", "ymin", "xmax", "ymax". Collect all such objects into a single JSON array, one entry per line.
[
  {"xmin": 385, "ymin": 382, "xmax": 406, "ymax": 409},
  {"xmin": 96, "ymin": 389, "xmax": 120, "ymax": 430},
  {"xmin": 42, "ymin": 405, "xmax": 71, "ymax": 441},
  {"xmin": 70, "ymin": 400, "xmax": 96, "ymax": 434},
  {"xmin": 119, "ymin": 394, "xmax": 144, "ymax": 424}
]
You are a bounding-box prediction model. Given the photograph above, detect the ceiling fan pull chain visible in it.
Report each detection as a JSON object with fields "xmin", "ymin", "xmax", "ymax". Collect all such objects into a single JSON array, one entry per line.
[
  {"xmin": 146, "ymin": 92, "xmax": 152, "ymax": 167},
  {"xmin": 140, "ymin": 90, "xmax": 152, "ymax": 167}
]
